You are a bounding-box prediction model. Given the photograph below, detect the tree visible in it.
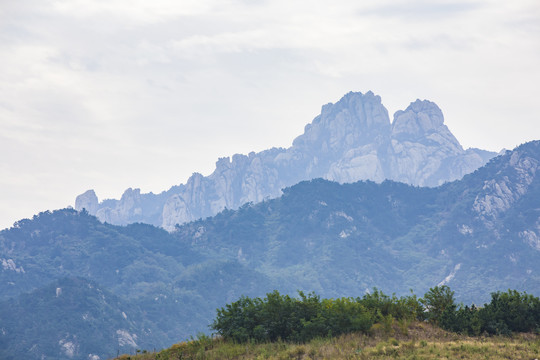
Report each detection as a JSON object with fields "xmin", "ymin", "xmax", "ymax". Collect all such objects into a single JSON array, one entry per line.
[
  {"xmin": 421, "ymin": 285, "xmax": 456, "ymax": 324},
  {"xmin": 479, "ymin": 290, "xmax": 540, "ymax": 334}
]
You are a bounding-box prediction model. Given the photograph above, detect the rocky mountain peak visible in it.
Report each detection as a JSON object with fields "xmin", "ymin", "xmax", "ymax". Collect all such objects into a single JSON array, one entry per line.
[
  {"xmin": 75, "ymin": 90, "xmax": 498, "ymax": 230},
  {"xmin": 391, "ymin": 99, "xmax": 463, "ymax": 157},
  {"xmin": 392, "ymin": 99, "xmax": 449, "ymax": 137},
  {"xmin": 94, "ymin": 188, "xmax": 143, "ymax": 225},
  {"xmin": 120, "ymin": 188, "xmax": 141, "ymax": 201},
  {"xmin": 74, "ymin": 190, "xmax": 98, "ymax": 214},
  {"xmin": 292, "ymin": 91, "xmax": 390, "ymax": 153},
  {"xmin": 215, "ymin": 157, "xmax": 232, "ymax": 172}
]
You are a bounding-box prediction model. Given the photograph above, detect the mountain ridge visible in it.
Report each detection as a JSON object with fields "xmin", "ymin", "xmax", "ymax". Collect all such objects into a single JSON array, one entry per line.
[
  {"xmin": 3, "ymin": 140, "xmax": 539, "ymax": 360},
  {"xmin": 76, "ymin": 91, "xmax": 497, "ymax": 230}
]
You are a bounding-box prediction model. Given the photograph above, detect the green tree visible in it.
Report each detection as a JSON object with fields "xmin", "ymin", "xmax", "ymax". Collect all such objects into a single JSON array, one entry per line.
[
  {"xmin": 479, "ymin": 290, "xmax": 540, "ymax": 335},
  {"xmin": 421, "ymin": 285, "xmax": 456, "ymax": 324}
]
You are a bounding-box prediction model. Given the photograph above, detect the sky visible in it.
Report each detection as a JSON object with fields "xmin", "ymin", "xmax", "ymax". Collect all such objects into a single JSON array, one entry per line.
[{"xmin": 1, "ymin": 0, "xmax": 539, "ymax": 230}]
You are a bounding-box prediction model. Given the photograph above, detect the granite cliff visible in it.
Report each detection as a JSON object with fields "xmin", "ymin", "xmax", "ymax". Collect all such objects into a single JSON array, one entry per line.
[{"xmin": 75, "ymin": 91, "xmax": 497, "ymax": 230}]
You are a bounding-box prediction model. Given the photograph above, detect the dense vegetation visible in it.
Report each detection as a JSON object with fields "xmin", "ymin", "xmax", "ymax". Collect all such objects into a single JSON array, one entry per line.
[
  {"xmin": 211, "ymin": 289, "xmax": 422, "ymax": 343},
  {"xmin": 211, "ymin": 287, "xmax": 540, "ymax": 344},
  {"xmin": 440, "ymin": 289, "xmax": 540, "ymax": 336},
  {"xmin": 0, "ymin": 277, "xmax": 165, "ymax": 360}
]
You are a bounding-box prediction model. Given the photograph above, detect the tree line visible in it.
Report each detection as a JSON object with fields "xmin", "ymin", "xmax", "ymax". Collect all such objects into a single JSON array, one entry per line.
[{"xmin": 211, "ymin": 286, "xmax": 540, "ymax": 343}]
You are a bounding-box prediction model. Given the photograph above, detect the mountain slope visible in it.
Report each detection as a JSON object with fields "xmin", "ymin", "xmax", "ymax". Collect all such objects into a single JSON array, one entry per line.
[
  {"xmin": 0, "ymin": 277, "xmax": 164, "ymax": 360},
  {"xmin": 3, "ymin": 141, "xmax": 538, "ymax": 359},
  {"xmin": 0, "ymin": 211, "xmax": 276, "ymax": 359},
  {"xmin": 0, "ymin": 210, "xmax": 200, "ymax": 301},
  {"xmin": 173, "ymin": 141, "xmax": 540, "ymax": 303},
  {"xmin": 75, "ymin": 91, "xmax": 496, "ymax": 230}
]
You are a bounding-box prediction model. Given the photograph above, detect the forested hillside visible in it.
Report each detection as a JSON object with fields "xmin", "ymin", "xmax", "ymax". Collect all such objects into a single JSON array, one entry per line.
[
  {"xmin": 0, "ymin": 141, "xmax": 538, "ymax": 359},
  {"xmin": 0, "ymin": 277, "xmax": 165, "ymax": 360},
  {"xmin": 175, "ymin": 141, "xmax": 540, "ymax": 302}
]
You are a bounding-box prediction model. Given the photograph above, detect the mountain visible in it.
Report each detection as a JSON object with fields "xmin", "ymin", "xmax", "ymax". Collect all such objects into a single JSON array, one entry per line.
[
  {"xmin": 0, "ymin": 210, "xmax": 276, "ymax": 359},
  {"xmin": 2, "ymin": 141, "xmax": 538, "ymax": 359},
  {"xmin": 0, "ymin": 210, "xmax": 200, "ymax": 301},
  {"xmin": 173, "ymin": 141, "xmax": 540, "ymax": 303},
  {"xmin": 75, "ymin": 91, "xmax": 496, "ymax": 230}
]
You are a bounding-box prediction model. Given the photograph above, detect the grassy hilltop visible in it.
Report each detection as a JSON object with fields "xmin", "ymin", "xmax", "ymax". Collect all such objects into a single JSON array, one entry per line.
[
  {"xmin": 113, "ymin": 287, "xmax": 540, "ymax": 360},
  {"xmin": 113, "ymin": 322, "xmax": 540, "ymax": 360}
]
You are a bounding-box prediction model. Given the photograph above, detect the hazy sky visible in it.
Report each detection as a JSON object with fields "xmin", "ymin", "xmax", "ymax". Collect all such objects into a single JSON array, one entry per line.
[{"xmin": 1, "ymin": 0, "xmax": 539, "ymax": 229}]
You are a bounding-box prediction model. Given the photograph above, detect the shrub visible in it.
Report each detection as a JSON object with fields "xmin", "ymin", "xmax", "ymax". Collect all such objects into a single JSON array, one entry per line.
[{"xmin": 211, "ymin": 291, "xmax": 373, "ymax": 343}]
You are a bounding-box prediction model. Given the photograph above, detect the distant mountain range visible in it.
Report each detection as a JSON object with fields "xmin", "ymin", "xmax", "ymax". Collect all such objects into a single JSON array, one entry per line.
[
  {"xmin": 2, "ymin": 140, "xmax": 539, "ymax": 360},
  {"xmin": 75, "ymin": 91, "xmax": 496, "ymax": 230}
]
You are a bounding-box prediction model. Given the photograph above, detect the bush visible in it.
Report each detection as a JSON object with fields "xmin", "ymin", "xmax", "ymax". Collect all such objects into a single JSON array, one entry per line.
[
  {"xmin": 439, "ymin": 289, "xmax": 540, "ymax": 336},
  {"xmin": 358, "ymin": 288, "xmax": 425, "ymax": 322},
  {"xmin": 211, "ymin": 291, "xmax": 373, "ymax": 343},
  {"xmin": 479, "ymin": 290, "xmax": 540, "ymax": 334},
  {"xmin": 212, "ymin": 288, "xmax": 540, "ymax": 344}
]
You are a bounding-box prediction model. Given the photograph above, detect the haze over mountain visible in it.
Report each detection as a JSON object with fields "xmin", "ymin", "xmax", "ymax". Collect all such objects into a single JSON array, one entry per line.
[
  {"xmin": 3, "ymin": 140, "xmax": 539, "ymax": 359},
  {"xmin": 75, "ymin": 91, "xmax": 496, "ymax": 230}
]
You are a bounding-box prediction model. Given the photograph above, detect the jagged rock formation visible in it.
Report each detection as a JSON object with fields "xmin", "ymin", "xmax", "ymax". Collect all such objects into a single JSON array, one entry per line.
[
  {"xmin": 473, "ymin": 145, "xmax": 539, "ymax": 222},
  {"xmin": 74, "ymin": 190, "xmax": 98, "ymax": 215},
  {"xmin": 75, "ymin": 91, "xmax": 497, "ymax": 230}
]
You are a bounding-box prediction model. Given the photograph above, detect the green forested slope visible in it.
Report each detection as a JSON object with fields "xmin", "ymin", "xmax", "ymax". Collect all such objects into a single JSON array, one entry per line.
[
  {"xmin": 0, "ymin": 277, "xmax": 164, "ymax": 360},
  {"xmin": 0, "ymin": 141, "xmax": 539, "ymax": 359}
]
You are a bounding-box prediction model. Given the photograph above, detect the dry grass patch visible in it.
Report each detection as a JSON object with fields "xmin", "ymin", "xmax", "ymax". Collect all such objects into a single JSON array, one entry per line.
[{"xmin": 112, "ymin": 322, "xmax": 540, "ymax": 360}]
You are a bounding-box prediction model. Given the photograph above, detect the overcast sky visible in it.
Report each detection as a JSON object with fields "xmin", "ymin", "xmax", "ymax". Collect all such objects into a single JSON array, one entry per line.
[{"xmin": 1, "ymin": 0, "xmax": 539, "ymax": 229}]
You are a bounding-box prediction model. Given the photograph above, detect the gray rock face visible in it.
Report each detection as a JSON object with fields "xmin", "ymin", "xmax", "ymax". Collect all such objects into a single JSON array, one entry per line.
[
  {"xmin": 74, "ymin": 190, "xmax": 98, "ymax": 214},
  {"xmin": 95, "ymin": 188, "xmax": 143, "ymax": 225},
  {"xmin": 473, "ymin": 148, "xmax": 539, "ymax": 221},
  {"xmin": 388, "ymin": 100, "xmax": 469, "ymax": 186},
  {"xmin": 75, "ymin": 91, "xmax": 498, "ymax": 230}
]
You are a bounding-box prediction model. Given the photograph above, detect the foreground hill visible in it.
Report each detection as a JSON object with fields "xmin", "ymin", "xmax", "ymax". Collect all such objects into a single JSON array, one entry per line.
[
  {"xmin": 75, "ymin": 91, "xmax": 496, "ymax": 230},
  {"xmin": 1, "ymin": 141, "xmax": 538, "ymax": 359},
  {"xmin": 114, "ymin": 322, "xmax": 540, "ymax": 360}
]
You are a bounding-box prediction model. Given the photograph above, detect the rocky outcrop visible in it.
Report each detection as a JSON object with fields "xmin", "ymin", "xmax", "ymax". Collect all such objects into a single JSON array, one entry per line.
[
  {"xmin": 75, "ymin": 91, "xmax": 498, "ymax": 230},
  {"xmin": 74, "ymin": 190, "xmax": 98, "ymax": 214},
  {"xmin": 473, "ymin": 145, "xmax": 539, "ymax": 220},
  {"xmin": 388, "ymin": 100, "xmax": 495, "ymax": 186},
  {"xmin": 95, "ymin": 188, "xmax": 143, "ymax": 225}
]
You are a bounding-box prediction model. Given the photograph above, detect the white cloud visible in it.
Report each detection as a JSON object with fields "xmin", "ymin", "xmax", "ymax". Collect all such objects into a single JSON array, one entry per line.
[{"xmin": 52, "ymin": 0, "xmax": 220, "ymax": 23}]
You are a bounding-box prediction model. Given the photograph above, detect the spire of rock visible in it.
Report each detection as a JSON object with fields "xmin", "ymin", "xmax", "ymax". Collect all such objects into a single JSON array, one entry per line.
[
  {"xmin": 292, "ymin": 91, "xmax": 391, "ymax": 153},
  {"xmin": 391, "ymin": 99, "xmax": 461, "ymax": 153},
  {"xmin": 74, "ymin": 190, "xmax": 98, "ymax": 215}
]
